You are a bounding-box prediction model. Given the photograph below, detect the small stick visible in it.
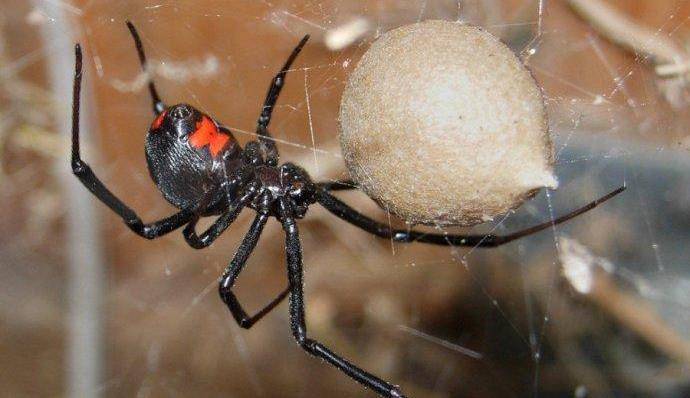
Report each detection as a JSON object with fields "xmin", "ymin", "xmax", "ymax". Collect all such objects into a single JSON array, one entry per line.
[
  {"xmin": 560, "ymin": 238, "xmax": 690, "ymax": 365},
  {"xmin": 567, "ymin": 0, "xmax": 687, "ymax": 68},
  {"xmin": 590, "ymin": 271, "xmax": 690, "ymax": 365}
]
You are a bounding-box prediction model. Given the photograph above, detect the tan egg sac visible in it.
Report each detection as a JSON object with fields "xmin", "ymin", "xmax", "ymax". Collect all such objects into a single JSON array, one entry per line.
[{"xmin": 339, "ymin": 20, "xmax": 557, "ymax": 226}]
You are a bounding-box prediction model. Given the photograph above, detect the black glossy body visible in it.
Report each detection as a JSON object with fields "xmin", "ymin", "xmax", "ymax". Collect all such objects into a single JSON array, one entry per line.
[
  {"xmin": 145, "ymin": 105, "xmax": 230, "ymax": 213},
  {"xmin": 144, "ymin": 101, "xmax": 316, "ymax": 218},
  {"xmin": 70, "ymin": 22, "xmax": 625, "ymax": 398}
]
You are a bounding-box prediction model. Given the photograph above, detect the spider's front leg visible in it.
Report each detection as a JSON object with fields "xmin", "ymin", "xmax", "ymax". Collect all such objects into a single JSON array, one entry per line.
[
  {"xmin": 254, "ymin": 34, "xmax": 309, "ymax": 166},
  {"xmin": 316, "ymin": 186, "xmax": 625, "ymax": 247},
  {"xmin": 279, "ymin": 200, "xmax": 405, "ymax": 398},
  {"xmin": 316, "ymin": 179, "xmax": 358, "ymax": 191},
  {"xmin": 71, "ymin": 44, "xmax": 193, "ymax": 239}
]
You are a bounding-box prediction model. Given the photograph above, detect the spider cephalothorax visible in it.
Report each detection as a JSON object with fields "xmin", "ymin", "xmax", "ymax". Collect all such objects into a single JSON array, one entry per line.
[{"xmin": 70, "ymin": 21, "xmax": 625, "ymax": 398}]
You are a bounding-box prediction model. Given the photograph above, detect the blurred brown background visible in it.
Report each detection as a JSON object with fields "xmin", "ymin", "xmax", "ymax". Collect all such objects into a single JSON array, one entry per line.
[{"xmin": 1, "ymin": 1, "xmax": 689, "ymax": 397}]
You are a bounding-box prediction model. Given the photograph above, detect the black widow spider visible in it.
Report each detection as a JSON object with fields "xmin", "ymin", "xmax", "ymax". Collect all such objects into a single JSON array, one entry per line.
[{"xmin": 70, "ymin": 22, "xmax": 625, "ymax": 398}]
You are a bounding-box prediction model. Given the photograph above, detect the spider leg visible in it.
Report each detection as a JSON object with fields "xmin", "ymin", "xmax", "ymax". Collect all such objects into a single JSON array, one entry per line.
[
  {"xmin": 316, "ymin": 179, "xmax": 358, "ymax": 191},
  {"xmin": 316, "ymin": 186, "xmax": 625, "ymax": 247},
  {"xmin": 280, "ymin": 202, "xmax": 405, "ymax": 398},
  {"xmin": 242, "ymin": 141, "xmax": 266, "ymax": 166},
  {"xmin": 226, "ymin": 285, "xmax": 290, "ymax": 330},
  {"xmin": 71, "ymin": 44, "xmax": 193, "ymax": 239},
  {"xmin": 126, "ymin": 21, "xmax": 165, "ymax": 114},
  {"xmin": 218, "ymin": 213, "xmax": 289, "ymax": 329},
  {"xmin": 183, "ymin": 190, "xmax": 254, "ymax": 249},
  {"xmin": 254, "ymin": 35, "xmax": 310, "ymax": 165},
  {"xmin": 256, "ymin": 34, "xmax": 309, "ymax": 132}
]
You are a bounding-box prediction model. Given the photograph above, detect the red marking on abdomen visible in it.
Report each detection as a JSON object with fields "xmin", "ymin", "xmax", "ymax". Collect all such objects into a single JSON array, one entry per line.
[
  {"xmin": 189, "ymin": 116, "xmax": 231, "ymax": 157},
  {"xmin": 151, "ymin": 110, "xmax": 167, "ymax": 130}
]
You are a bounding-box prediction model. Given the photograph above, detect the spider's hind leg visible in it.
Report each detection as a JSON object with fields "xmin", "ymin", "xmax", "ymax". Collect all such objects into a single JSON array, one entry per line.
[
  {"xmin": 71, "ymin": 44, "xmax": 194, "ymax": 239},
  {"xmin": 126, "ymin": 20, "xmax": 166, "ymax": 114}
]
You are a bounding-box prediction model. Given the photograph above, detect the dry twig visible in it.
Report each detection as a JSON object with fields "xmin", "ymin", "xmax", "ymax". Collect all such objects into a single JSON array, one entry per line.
[
  {"xmin": 560, "ymin": 237, "xmax": 690, "ymax": 365},
  {"xmin": 568, "ymin": 0, "xmax": 690, "ymax": 107}
]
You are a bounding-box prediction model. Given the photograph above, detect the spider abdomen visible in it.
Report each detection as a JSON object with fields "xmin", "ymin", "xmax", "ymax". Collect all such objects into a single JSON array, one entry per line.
[
  {"xmin": 145, "ymin": 130, "xmax": 221, "ymax": 210},
  {"xmin": 144, "ymin": 104, "xmax": 241, "ymax": 212}
]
